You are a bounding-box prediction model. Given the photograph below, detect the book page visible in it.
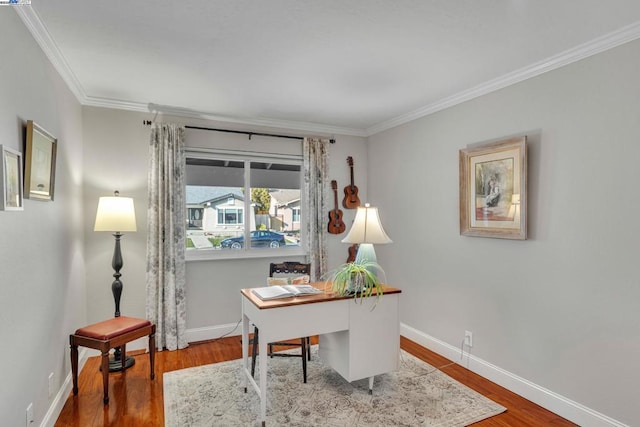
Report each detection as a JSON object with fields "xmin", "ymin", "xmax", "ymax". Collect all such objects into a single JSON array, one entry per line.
[
  {"xmin": 283, "ymin": 284, "xmax": 321, "ymax": 295},
  {"xmin": 251, "ymin": 286, "xmax": 293, "ymax": 300}
]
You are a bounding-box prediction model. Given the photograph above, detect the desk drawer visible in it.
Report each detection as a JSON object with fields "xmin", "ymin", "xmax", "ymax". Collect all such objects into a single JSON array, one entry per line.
[{"xmin": 245, "ymin": 298, "xmax": 350, "ymax": 343}]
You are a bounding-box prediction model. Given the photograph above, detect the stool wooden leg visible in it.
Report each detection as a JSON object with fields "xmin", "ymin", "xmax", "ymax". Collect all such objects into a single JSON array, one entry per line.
[
  {"xmin": 70, "ymin": 342, "xmax": 79, "ymax": 395},
  {"xmin": 101, "ymin": 351, "xmax": 110, "ymax": 404},
  {"xmin": 149, "ymin": 332, "xmax": 156, "ymax": 380}
]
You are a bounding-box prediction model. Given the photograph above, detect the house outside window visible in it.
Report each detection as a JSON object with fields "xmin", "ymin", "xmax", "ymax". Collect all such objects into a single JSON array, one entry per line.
[{"xmin": 185, "ymin": 150, "xmax": 304, "ymax": 259}]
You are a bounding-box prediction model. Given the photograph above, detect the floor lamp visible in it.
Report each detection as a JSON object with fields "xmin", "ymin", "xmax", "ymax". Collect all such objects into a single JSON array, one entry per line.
[
  {"xmin": 94, "ymin": 191, "xmax": 137, "ymax": 371},
  {"xmin": 342, "ymin": 203, "xmax": 392, "ymax": 276}
]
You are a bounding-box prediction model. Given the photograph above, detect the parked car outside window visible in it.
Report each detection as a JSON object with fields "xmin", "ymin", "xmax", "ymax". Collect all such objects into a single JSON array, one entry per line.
[{"xmin": 220, "ymin": 230, "xmax": 285, "ymax": 249}]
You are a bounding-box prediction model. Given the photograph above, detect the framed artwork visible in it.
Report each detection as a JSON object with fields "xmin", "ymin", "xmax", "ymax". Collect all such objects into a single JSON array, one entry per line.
[
  {"xmin": 0, "ymin": 145, "xmax": 24, "ymax": 211},
  {"xmin": 459, "ymin": 136, "xmax": 527, "ymax": 240},
  {"xmin": 24, "ymin": 120, "xmax": 57, "ymax": 201}
]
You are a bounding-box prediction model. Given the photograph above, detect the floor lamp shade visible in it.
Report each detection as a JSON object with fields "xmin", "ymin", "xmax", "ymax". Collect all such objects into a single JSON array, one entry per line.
[{"xmin": 94, "ymin": 195, "xmax": 137, "ymax": 232}]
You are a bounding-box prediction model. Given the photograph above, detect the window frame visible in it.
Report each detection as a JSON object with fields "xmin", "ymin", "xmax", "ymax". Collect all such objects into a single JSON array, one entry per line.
[
  {"xmin": 185, "ymin": 147, "xmax": 307, "ymax": 262},
  {"xmin": 217, "ymin": 207, "xmax": 243, "ymax": 225}
]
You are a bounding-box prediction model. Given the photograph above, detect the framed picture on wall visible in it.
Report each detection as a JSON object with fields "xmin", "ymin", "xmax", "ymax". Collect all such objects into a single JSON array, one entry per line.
[
  {"xmin": 24, "ymin": 120, "xmax": 57, "ymax": 201},
  {"xmin": 0, "ymin": 145, "xmax": 24, "ymax": 211},
  {"xmin": 459, "ymin": 136, "xmax": 527, "ymax": 240}
]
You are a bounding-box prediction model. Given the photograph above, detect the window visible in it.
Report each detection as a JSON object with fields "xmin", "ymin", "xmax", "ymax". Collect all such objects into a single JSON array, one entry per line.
[
  {"xmin": 218, "ymin": 208, "xmax": 243, "ymax": 225},
  {"xmin": 185, "ymin": 150, "xmax": 304, "ymax": 259}
]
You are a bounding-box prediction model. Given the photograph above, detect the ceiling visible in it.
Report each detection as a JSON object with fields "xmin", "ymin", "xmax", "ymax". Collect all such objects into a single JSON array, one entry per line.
[{"xmin": 17, "ymin": 1, "xmax": 640, "ymax": 136}]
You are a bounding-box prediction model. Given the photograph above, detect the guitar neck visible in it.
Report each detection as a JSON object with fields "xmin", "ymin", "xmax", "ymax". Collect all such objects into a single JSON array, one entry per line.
[{"xmin": 350, "ymin": 165, "xmax": 355, "ymax": 189}]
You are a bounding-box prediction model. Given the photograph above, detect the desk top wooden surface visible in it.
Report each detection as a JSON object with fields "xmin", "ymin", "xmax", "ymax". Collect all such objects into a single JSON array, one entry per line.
[{"xmin": 241, "ymin": 282, "xmax": 401, "ymax": 309}]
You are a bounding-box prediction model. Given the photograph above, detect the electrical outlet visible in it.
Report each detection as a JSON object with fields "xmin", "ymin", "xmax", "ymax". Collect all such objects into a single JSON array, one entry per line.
[
  {"xmin": 26, "ymin": 402, "xmax": 34, "ymax": 427},
  {"xmin": 48, "ymin": 372, "xmax": 54, "ymax": 398},
  {"xmin": 464, "ymin": 330, "xmax": 473, "ymax": 347}
]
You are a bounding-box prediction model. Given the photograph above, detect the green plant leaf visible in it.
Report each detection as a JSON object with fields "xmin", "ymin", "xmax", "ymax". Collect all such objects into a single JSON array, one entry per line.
[{"xmin": 321, "ymin": 260, "xmax": 386, "ymax": 307}]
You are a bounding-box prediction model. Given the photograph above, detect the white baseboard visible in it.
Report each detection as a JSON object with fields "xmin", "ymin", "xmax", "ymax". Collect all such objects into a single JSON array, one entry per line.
[
  {"xmin": 400, "ymin": 323, "xmax": 628, "ymax": 427},
  {"xmin": 184, "ymin": 320, "xmax": 243, "ymax": 343},
  {"xmin": 41, "ymin": 348, "xmax": 89, "ymax": 427}
]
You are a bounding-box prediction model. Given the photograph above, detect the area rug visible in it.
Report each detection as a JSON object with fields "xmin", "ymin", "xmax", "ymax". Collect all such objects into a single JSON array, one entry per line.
[{"xmin": 164, "ymin": 346, "xmax": 506, "ymax": 426}]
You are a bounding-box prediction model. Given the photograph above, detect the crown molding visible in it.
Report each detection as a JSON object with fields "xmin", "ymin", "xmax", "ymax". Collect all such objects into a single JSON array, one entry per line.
[
  {"xmin": 15, "ymin": 5, "xmax": 88, "ymax": 104},
  {"xmin": 365, "ymin": 20, "xmax": 640, "ymax": 136},
  {"xmin": 83, "ymin": 96, "xmax": 150, "ymax": 113}
]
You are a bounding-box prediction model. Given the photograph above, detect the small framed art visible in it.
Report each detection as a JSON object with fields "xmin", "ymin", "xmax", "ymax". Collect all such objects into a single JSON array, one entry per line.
[
  {"xmin": 24, "ymin": 120, "xmax": 57, "ymax": 201},
  {"xmin": 459, "ymin": 136, "xmax": 527, "ymax": 240},
  {"xmin": 0, "ymin": 145, "xmax": 24, "ymax": 211}
]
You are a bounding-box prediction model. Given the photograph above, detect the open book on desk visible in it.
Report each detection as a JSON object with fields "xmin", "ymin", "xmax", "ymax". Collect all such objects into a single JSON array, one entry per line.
[{"xmin": 251, "ymin": 284, "xmax": 322, "ymax": 301}]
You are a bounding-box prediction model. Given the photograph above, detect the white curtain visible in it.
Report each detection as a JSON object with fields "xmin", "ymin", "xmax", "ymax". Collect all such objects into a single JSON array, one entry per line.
[
  {"xmin": 146, "ymin": 123, "xmax": 188, "ymax": 351},
  {"xmin": 303, "ymin": 138, "xmax": 329, "ymax": 280}
]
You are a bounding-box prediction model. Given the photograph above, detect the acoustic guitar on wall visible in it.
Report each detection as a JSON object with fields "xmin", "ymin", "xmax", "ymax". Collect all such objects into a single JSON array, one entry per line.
[
  {"xmin": 343, "ymin": 156, "xmax": 360, "ymax": 209},
  {"xmin": 328, "ymin": 180, "xmax": 346, "ymax": 234}
]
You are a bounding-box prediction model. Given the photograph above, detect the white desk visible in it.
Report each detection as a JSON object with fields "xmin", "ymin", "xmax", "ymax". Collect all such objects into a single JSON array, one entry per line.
[{"xmin": 241, "ymin": 284, "xmax": 401, "ymax": 426}]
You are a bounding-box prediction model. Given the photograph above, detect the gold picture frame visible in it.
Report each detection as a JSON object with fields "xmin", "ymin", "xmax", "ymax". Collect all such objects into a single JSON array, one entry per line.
[
  {"xmin": 459, "ymin": 136, "xmax": 527, "ymax": 240},
  {"xmin": 0, "ymin": 145, "xmax": 24, "ymax": 211},
  {"xmin": 24, "ymin": 120, "xmax": 57, "ymax": 201}
]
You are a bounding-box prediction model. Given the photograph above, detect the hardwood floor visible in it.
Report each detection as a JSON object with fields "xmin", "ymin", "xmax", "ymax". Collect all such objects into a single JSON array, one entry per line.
[{"xmin": 54, "ymin": 335, "xmax": 577, "ymax": 426}]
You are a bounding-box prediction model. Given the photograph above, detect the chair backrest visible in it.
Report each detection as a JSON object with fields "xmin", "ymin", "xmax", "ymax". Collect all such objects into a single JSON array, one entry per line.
[{"xmin": 269, "ymin": 261, "xmax": 310, "ymax": 277}]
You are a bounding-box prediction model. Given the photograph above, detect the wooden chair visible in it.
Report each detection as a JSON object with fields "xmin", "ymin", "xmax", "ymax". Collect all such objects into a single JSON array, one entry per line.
[
  {"xmin": 70, "ymin": 316, "xmax": 156, "ymax": 404},
  {"xmin": 251, "ymin": 261, "xmax": 311, "ymax": 383}
]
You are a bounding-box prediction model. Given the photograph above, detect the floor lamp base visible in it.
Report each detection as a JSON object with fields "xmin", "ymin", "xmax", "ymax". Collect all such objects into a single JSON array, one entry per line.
[{"xmin": 107, "ymin": 355, "xmax": 136, "ymax": 372}]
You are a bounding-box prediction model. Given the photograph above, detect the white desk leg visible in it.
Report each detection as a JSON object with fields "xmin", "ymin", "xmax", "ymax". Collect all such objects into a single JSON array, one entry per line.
[
  {"xmin": 368, "ymin": 376, "xmax": 374, "ymax": 395},
  {"xmin": 242, "ymin": 313, "xmax": 249, "ymax": 393},
  {"xmin": 259, "ymin": 337, "xmax": 268, "ymax": 426}
]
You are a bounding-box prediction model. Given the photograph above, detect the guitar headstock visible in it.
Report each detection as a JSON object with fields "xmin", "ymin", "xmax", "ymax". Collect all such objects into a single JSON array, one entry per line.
[
  {"xmin": 331, "ymin": 180, "xmax": 338, "ymax": 190},
  {"xmin": 347, "ymin": 156, "xmax": 354, "ymax": 167}
]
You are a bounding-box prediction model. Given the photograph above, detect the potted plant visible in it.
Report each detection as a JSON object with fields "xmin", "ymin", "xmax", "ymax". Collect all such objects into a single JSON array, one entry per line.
[{"xmin": 323, "ymin": 260, "xmax": 386, "ymax": 304}]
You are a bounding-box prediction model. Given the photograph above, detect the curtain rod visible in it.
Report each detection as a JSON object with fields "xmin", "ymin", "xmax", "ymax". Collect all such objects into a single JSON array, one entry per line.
[
  {"xmin": 143, "ymin": 120, "xmax": 335, "ymax": 143},
  {"xmin": 186, "ymin": 125, "xmax": 304, "ymax": 141}
]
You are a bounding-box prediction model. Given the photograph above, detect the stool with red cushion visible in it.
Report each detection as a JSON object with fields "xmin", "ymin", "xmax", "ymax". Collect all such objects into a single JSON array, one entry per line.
[{"xmin": 70, "ymin": 316, "xmax": 156, "ymax": 404}]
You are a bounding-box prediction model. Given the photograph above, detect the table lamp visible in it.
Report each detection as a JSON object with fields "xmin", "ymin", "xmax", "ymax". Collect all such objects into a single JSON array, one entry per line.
[
  {"xmin": 342, "ymin": 203, "xmax": 392, "ymax": 269},
  {"xmin": 94, "ymin": 190, "xmax": 137, "ymax": 371}
]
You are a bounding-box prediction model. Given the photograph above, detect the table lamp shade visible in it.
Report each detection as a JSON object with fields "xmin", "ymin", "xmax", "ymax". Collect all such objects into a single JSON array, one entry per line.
[
  {"xmin": 94, "ymin": 195, "xmax": 137, "ymax": 232},
  {"xmin": 342, "ymin": 204, "xmax": 392, "ymax": 245}
]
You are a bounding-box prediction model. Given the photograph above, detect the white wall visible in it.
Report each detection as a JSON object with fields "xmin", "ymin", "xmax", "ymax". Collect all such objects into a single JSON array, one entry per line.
[
  {"xmin": 0, "ymin": 10, "xmax": 85, "ymax": 427},
  {"xmin": 368, "ymin": 39, "xmax": 640, "ymax": 426}
]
